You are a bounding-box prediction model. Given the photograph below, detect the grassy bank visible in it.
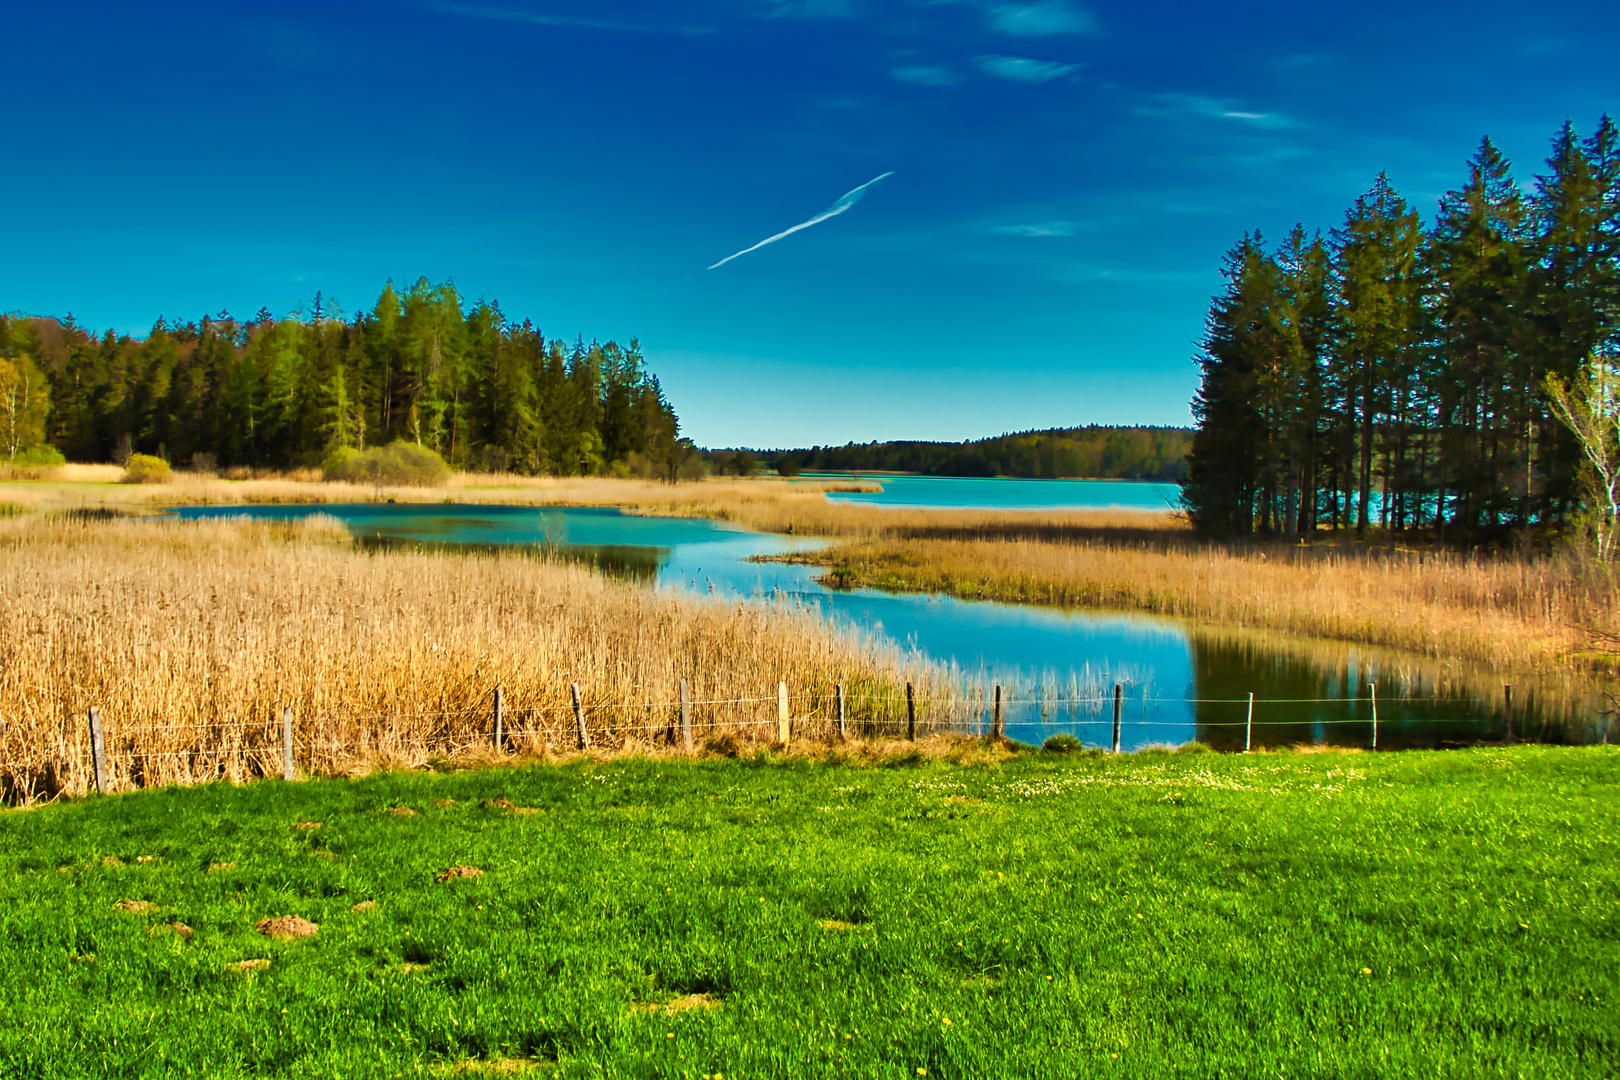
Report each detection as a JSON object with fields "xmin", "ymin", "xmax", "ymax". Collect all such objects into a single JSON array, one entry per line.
[
  {"xmin": 0, "ymin": 467, "xmax": 876, "ymax": 514},
  {"xmin": 2, "ymin": 746, "xmax": 1614, "ymax": 1078},
  {"xmin": 779, "ymin": 535, "xmax": 1608, "ymax": 679},
  {"xmin": 0, "ymin": 515, "xmax": 956, "ymax": 801}
]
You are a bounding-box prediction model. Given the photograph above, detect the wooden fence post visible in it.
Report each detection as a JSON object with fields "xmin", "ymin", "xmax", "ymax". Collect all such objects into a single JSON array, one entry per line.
[
  {"xmin": 571, "ymin": 682, "xmax": 589, "ymax": 750},
  {"xmin": 777, "ymin": 682, "xmax": 790, "ymax": 745},
  {"xmin": 282, "ymin": 707, "xmax": 295, "ymax": 781},
  {"xmin": 905, "ymin": 683, "xmax": 916, "ymax": 741},
  {"xmin": 492, "ymin": 686, "xmax": 505, "ymax": 751},
  {"xmin": 1245, "ymin": 692, "xmax": 1254, "ymax": 753},
  {"xmin": 836, "ymin": 683, "xmax": 847, "ymax": 741},
  {"xmin": 87, "ymin": 706, "xmax": 107, "ymax": 795},
  {"xmin": 992, "ymin": 684, "xmax": 1002, "ymax": 741},
  {"xmin": 680, "ymin": 679, "xmax": 693, "ymax": 754},
  {"xmin": 1110, "ymin": 683, "xmax": 1122, "ymax": 754},
  {"xmin": 1503, "ymin": 684, "xmax": 1513, "ymax": 742},
  {"xmin": 1370, "ymin": 683, "xmax": 1378, "ymax": 750}
]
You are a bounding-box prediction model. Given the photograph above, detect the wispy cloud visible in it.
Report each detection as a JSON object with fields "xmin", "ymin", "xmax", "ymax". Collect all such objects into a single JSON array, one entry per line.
[
  {"xmin": 1143, "ymin": 93, "xmax": 1301, "ymax": 129},
  {"xmin": 988, "ymin": 2, "xmax": 1095, "ymax": 36},
  {"xmin": 709, "ymin": 172, "xmax": 895, "ymax": 270},
  {"xmin": 892, "ymin": 65, "xmax": 960, "ymax": 86},
  {"xmin": 763, "ymin": 0, "xmax": 856, "ymax": 17},
  {"xmin": 421, "ymin": 2, "xmax": 708, "ymax": 34},
  {"xmin": 974, "ymin": 55, "xmax": 1079, "ymax": 83},
  {"xmin": 993, "ymin": 221, "xmax": 1077, "ymax": 236}
]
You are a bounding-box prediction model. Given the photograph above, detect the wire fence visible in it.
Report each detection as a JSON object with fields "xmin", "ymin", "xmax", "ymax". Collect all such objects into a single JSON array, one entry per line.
[{"xmin": 4, "ymin": 672, "xmax": 1596, "ymax": 804}]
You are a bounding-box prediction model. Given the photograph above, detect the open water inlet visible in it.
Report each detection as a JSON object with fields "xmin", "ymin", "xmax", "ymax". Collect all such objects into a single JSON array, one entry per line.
[{"xmin": 168, "ymin": 499, "xmax": 1606, "ymax": 750}]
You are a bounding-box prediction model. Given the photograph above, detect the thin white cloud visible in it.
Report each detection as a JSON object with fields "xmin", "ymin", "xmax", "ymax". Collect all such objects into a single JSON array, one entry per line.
[
  {"xmin": 421, "ymin": 2, "xmax": 708, "ymax": 33},
  {"xmin": 974, "ymin": 55, "xmax": 1079, "ymax": 83},
  {"xmin": 1144, "ymin": 93, "xmax": 1301, "ymax": 129},
  {"xmin": 988, "ymin": 2, "xmax": 1095, "ymax": 35},
  {"xmin": 892, "ymin": 65, "xmax": 960, "ymax": 86},
  {"xmin": 764, "ymin": 0, "xmax": 856, "ymax": 17},
  {"xmin": 993, "ymin": 221, "xmax": 1077, "ymax": 236}
]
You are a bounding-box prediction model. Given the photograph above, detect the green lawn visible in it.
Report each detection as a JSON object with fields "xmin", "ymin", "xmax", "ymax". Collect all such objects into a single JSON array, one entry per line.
[{"xmin": 2, "ymin": 746, "xmax": 1615, "ymax": 1078}]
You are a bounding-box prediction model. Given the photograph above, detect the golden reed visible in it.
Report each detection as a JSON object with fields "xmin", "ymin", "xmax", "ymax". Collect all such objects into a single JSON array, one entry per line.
[
  {"xmin": 0, "ymin": 515, "xmax": 964, "ymax": 801},
  {"xmin": 805, "ymin": 535, "xmax": 1604, "ymax": 677}
]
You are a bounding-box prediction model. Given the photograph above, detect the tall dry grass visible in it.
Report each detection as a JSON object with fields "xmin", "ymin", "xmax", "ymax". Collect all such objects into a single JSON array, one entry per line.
[
  {"xmin": 0, "ymin": 515, "xmax": 970, "ymax": 801},
  {"xmin": 804, "ymin": 536, "xmax": 1609, "ymax": 678},
  {"xmin": 0, "ymin": 469, "xmax": 874, "ymax": 514}
]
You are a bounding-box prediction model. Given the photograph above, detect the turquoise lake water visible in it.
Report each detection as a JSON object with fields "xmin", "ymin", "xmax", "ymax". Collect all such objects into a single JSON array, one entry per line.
[
  {"xmin": 804, "ymin": 474, "xmax": 1182, "ymax": 511},
  {"xmin": 169, "ymin": 499, "xmax": 1584, "ymax": 749}
]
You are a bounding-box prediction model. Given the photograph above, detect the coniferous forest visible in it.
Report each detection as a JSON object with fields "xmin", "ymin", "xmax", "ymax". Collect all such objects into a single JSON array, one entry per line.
[
  {"xmin": 1183, "ymin": 118, "xmax": 1620, "ymax": 542},
  {"xmin": 0, "ymin": 279, "xmax": 690, "ymax": 477},
  {"xmin": 765, "ymin": 426, "xmax": 1191, "ymax": 481}
]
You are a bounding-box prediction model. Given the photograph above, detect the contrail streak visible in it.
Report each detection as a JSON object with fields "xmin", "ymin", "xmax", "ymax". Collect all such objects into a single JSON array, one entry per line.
[{"xmin": 708, "ymin": 171, "xmax": 894, "ymax": 270}]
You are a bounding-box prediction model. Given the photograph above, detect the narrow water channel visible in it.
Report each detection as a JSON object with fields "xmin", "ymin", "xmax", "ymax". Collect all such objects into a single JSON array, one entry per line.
[{"xmin": 168, "ymin": 501, "xmax": 1601, "ymax": 749}]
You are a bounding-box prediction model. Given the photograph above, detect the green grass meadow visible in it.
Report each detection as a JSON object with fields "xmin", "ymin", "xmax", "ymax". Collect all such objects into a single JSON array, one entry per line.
[{"xmin": 1, "ymin": 746, "xmax": 1615, "ymax": 1078}]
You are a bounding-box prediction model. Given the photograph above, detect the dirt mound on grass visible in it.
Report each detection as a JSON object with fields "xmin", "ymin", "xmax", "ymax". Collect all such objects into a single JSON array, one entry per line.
[
  {"xmin": 113, "ymin": 899, "xmax": 157, "ymax": 914},
  {"xmin": 228, "ymin": 959, "xmax": 270, "ymax": 972},
  {"xmin": 387, "ymin": 806, "xmax": 418, "ymax": 817},
  {"xmin": 480, "ymin": 797, "xmax": 539, "ymax": 816},
  {"xmin": 435, "ymin": 865, "xmax": 483, "ymax": 883},
  {"xmin": 254, "ymin": 915, "xmax": 318, "ymax": 939},
  {"xmin": 293, "ymin": 820, "xmax": 322, "ymax": 830},
  {"xmin": 350, "ymin": 900, "xmax": 376, "ymax": 912},
  {"xmin": 149, "ymin": 921, "xmax": 194, "ymax": 940}
]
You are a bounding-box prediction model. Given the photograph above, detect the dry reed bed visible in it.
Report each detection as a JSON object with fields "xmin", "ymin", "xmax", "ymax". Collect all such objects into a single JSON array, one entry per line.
[
  {"xmin": 0, "ymin": 470, "xmax": 867, "ymax": 513},
  {"xmin": 808, "ymin": 536, "xmax": 1601, "ymax": 677},
  {"xmin": 0, "ymin": 516, "xmax": 966, "ymax": 801}
]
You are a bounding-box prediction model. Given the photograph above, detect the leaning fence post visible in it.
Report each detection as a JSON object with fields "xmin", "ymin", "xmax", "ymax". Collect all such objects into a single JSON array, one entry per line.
[
  {"xmin": 87, "ymin": 706, "xmax": 108, "ymax": 795},
  {"xmin": 1111, "ymin": 683, "xmax": 1122, "ymax": 754},
  {"xmin": 777, "ymin": 682, "xmax": 790, "ymax": 745},
  {"xmin": 1245, "ymin": 692, "xmax": 1254, "ymax": 753},
  {"xmin": 1370, "ymin": 682, "xmax": 1378, "ymax": 750},
  {"xmin": 905, "ymin": 683, "xmax": 916, "ymax": 741},
  {"xmin": 680, "ymin": 679, "xmax": 693, "ymax": 754},
  {"xmin": 836, "ymin": 683, "xmax": 847, "ymax": 742},
  {"xmin": 992, "ymin": 684, "xmax": 1002, "ymax": 741},
  {"xmin": 282, "ymin": 707, "xmax": 296, "ymax": 780},
  {"xmin": 571, "ymin": 682, "xmax": 589, "ymax": 750},
  {"xmin": 492, "ymin": 686, "xmax": 506, "ymax": 751}
]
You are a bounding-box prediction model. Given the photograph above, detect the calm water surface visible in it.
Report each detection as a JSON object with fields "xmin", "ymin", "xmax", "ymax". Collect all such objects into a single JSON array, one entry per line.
[
  {"xmin": 171, "ymin": 500, "xmax": 1592, "ymax": 748},
  {"xmin": 806, "ymin": 473, "xmax": 1182, "ymax": 512}
]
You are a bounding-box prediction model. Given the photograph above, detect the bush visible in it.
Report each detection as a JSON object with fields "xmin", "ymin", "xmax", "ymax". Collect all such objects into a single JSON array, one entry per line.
[
  {"xmin": 322, "ymin": 441, "xmax": 451, "ymax": 487},
  {"xmin": 120, "ymin": 454, "xmax": 172, "ymax": 484},
  {"xmin": 1042, "ymin": 733, "xmax": 1082, "ymax": 754},
  {"xmin": 0, "ymin": 444, "xmax": 67, "ymax": 479}
]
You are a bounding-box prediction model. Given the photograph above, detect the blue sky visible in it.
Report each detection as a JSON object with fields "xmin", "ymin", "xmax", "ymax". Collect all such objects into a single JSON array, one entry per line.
[{"xmin": 4, "ymin": 1, "xmax": 1617, "ymax": 447}]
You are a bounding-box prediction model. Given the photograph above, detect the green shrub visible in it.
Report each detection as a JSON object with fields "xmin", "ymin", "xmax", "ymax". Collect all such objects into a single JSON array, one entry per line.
[
  {"xmin": 0, "ymin": 444, "xmax": 67, "ymax": 479},
  {"xmin": 1043, "ymin": 733, "xmax": 1082, "ymax": 754},
  {"xmin": 12, "ymin": 444, "xmax": 65, "ymax": 468},
  {"xmin": 120, "ymin": 454, "xmax": 172, "ymax": 484},
  {"xmin": 322, "ymin": 441, "xmax": 450, "ymax": 487}
]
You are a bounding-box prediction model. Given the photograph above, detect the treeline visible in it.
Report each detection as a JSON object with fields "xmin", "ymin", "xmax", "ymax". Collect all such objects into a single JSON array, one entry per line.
[
  {"xmin": 0, "ymin": 278, "xmax": 694, "ymax": 477},
  {"xmin": 1184, "ymin": 118, "xmax": 1620, "ymax": 541},
  {"xmin": 755, "ymin": 426, "xmax": 1191, "ymax": 480}
]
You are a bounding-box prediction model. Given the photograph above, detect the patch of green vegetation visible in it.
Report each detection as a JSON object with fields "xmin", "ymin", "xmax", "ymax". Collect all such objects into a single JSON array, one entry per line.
[{"xmin": 2, "ymin": 747, "xmax": 1616, "ymax": 1078}]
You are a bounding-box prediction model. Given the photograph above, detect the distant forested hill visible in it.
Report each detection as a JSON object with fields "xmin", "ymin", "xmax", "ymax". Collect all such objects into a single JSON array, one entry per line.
[
  {"xmin": 760, "ymin": 426, "xmax": 1192, "ymax": 481},
  {"xmin": 0, "ymin": 279, "xmax": 689, "ymax": 476}
]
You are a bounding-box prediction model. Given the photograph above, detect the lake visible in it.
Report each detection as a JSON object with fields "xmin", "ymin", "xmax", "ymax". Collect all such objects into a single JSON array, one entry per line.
[
  {"xmin": 803, "ymin": 473, "xmax": 1182, "ymax": 511},
  {"xmin": 169, "ymin": 498, "xmax": 1594, "ymax": 749}
]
